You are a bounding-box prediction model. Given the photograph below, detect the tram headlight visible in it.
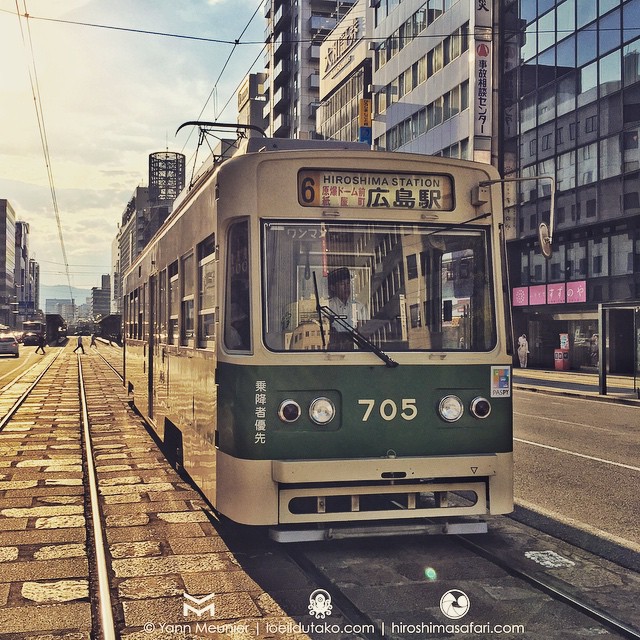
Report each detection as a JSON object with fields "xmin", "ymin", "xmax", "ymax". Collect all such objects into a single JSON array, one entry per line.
[
  {"xmin": 278, "ymin": 399, "xmax": 301, "ymax": 423},
  {"xmin": 438, "ymin": 395, "xmax": 464, "ymax": 423},
  {"xmin": 309, "ymin": 397, "xmax": 335, "ymax": 425},
  {"xmin": 470, "ymin": 397, "xmax": 492, "ymax": 419}
]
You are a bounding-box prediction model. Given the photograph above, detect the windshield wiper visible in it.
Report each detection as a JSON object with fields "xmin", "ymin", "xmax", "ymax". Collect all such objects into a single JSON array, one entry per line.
[{"xmin": 313, "ymin": 272, "xmax": 398, "ymax": 368}]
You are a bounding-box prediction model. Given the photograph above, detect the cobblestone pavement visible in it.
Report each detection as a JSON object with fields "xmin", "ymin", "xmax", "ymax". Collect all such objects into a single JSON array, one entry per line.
[{"xmin": 0, "ymin": 347, "xmax": 319, "ymax": 639}]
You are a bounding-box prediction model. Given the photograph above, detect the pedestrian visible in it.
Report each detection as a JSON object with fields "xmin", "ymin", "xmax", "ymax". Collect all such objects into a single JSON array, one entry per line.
[
  {"xmin": 517, "ymin": 334, "xmax": 529, "ymax": 368},
  {"xmin": 90, "ymin": 333, "xmax": 98, "ymax": 349},
  {"xmin": 35, "ymin": 333, "xmax": 46, "ymax": 355},
  {"xmin": 73, "ymin": 335, "xmax": 85, "ymax": 354}
]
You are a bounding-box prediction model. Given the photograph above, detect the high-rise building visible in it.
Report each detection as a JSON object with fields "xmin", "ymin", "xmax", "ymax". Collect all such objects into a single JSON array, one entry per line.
[
  {"xmin": 0, "ymin": 199, "xmax": 16, "ymax": 327},
  {"xmin": 28, "ymin": 258, "xmax": 39, "ymax": 314},
  {"xmin": 91, "ymin": 274, "xmax": 111, "ymax": 321},
  {"xmin": 500, "ymin": 0, "xmax": 640, "ymax": 373},
  {"xmin": 263, "ymin": 0, "xmax": 357, "ymax": 139},
  {"xmin": 238, "ymin": 72, "xmax": 269, "ymax": 135},
  {"xmin": 14, "ymin": 221, "xmax": 33, "ymax": 320}
]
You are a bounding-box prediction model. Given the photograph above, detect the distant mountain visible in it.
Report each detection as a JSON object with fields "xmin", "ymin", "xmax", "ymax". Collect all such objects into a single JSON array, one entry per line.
[{"xmin": 40, "ymin": 284, "xmax": 91, "ymax": 306}]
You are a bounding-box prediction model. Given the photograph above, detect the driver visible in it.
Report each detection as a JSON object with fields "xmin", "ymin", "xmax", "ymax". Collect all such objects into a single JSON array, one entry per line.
[{"xmin": 327, "ymin": 267, "xmax": 367, "ymax": 349}]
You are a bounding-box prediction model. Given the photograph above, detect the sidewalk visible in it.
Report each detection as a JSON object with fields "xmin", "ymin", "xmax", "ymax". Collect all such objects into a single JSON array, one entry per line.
[{"xmin": 512, "ymin": 367, "xmax": 640, "ymax": 406}]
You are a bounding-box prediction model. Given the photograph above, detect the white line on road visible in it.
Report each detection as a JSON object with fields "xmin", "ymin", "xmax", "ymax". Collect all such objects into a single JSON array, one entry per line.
[
  {"xmin": 516, "ymin": 497, "xmax": 640, "ymax": 553},
  {"xmin": 514, "ymin": 438, "xmax": 640, "ymax": 472},
  {"xmin": 515, "ymin": 409, "xmax": 618, "ymax": 431}
]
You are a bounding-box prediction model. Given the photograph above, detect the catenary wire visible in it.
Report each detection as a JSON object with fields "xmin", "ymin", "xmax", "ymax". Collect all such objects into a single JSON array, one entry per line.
[{"xmin": 14, "ymin": 1, "xmax": 76, "ymax": 312}]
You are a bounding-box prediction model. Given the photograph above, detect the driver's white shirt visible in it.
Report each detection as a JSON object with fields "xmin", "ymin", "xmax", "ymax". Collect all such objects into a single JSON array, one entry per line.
[{"xmin": 328, "ymin": 297, "xmax": 368, "ymax": 331}]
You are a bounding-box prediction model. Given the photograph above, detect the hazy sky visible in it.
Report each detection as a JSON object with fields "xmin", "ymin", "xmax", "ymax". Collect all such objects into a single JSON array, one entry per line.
[{"xmin": 0, "ymin": 0, "xmax": 264, "ymax": 288}]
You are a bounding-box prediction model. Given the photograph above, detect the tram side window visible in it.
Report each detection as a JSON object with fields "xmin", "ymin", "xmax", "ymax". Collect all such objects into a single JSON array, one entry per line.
[
  {"xmin": 158, "ymin": 269, "xmax": 167, "ymax": 343},
  {"xmin": 224, "ymin": 221, "xmax": 250, "ymax": 351},
  {"xmin": 198, "ymin": 235, "xmax": 216, "ymax": 349},
  {"xmin": 181, "ymin": 252, "xmax": 195, "ymax": 346},
  {"xmin": 139, "ymin": 283, "xmax": 145, "ymax": 340},
  {"xmin": 168, "ymin": 261, "xmax": 179, "ymax": 345},
  {"xmin": 132, "ymin": 290, "xmax": 139, "ymax": 339}
]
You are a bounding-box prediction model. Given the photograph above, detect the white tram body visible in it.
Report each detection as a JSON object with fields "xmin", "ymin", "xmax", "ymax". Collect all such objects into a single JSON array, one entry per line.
[{"xmin": 124, "ymin": 137, "xmax": 513, "ymax": 537}]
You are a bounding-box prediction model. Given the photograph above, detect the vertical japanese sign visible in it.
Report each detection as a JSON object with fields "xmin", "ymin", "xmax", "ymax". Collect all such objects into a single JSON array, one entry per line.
[
  {"xmin": 254, "ymin": 380, "xmax": 267, "ymax": 445},
  {"xmin": 358, "ymin": 99, "xmax": 372, "ymax": 145},
  {"xmin": 474, "ymin": 0, "xmax": 492, "ymax": 137}
]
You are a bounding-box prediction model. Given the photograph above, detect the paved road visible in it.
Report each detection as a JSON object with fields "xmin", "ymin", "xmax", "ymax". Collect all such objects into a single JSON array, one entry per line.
[{"xmin": 513, "ymin": 388, "xmax": 640, "ymax": 549}]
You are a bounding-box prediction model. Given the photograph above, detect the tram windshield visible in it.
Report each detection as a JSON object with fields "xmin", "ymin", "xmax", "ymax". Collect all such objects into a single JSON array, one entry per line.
[{"xmin": 262, "ymin": 221, "xmax": 496, "ymax": 353}]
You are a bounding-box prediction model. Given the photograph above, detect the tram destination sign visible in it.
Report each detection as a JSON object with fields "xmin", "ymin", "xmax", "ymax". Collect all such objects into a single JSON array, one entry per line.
[{"xmin": 298, "ymin": 170, "xmax": 454, "ymax": 211}]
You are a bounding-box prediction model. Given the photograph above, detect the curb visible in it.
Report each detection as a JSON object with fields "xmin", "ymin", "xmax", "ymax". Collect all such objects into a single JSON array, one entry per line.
[
  {"xmin": 513, "ymin": 383, "xmax": 640, "ymax": 407},
  {"xmin": 510, "ymin": 503, "xmax": 640, "ymax": 574}
]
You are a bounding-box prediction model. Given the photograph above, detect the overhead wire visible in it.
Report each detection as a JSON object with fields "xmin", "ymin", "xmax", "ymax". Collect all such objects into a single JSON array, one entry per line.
[
  {"xmin": 179, "ymin": 0, "xmax": 266, "ymax": 156},
  {"xmin": 14, "ymin": 0, "xmax": 76, "ymax": 314}
]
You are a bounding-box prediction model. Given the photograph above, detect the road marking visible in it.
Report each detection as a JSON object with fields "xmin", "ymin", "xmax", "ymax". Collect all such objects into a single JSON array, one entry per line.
[
  {"xmin": 515, "ymin": 410, "xmax": 620, "ymax": 432},
  {"xmin": 514, "ymin": 438, "xmax": 640, "ymax": 472}
]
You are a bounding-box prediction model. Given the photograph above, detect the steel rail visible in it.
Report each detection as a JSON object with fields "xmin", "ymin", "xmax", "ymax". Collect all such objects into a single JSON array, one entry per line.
[
  {"xmin": 77, "ymin": 355, "xmax": 117, "ymax": 640},
  {"xmin": 0, "ymin": 351, "xmax": 63, "ymax": 432},
  {"xmin": 457, "ymin": 534, "xmax": 640, "ymax": 640},
  {"xmin": 95, "ymin": 350, "xmax": 123, "ymax": 382}
]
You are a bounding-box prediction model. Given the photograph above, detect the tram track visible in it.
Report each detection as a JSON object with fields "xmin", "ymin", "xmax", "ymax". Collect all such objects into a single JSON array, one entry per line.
[
  {"xmin": 455, "ymin": 533, "xmax": 640, "ymax": 640},
  {"xmin": 0, "ymin": 351, "xmax": 64, "ymax": 432},
  {"xmin": 279, "ymin": 513, "xmax": 640, "ymax": 640}
]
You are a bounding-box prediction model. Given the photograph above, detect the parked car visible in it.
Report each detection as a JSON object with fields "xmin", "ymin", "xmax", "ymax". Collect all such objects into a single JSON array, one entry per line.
[{"xmin": 0, "ymin": 333, "xmax": 19, "ymax": 357}]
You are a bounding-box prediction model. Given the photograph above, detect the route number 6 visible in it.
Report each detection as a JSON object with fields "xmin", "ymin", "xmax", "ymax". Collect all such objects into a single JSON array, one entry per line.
[{"xmin": 358, "ymin": 399, "xmax": 418, "ymax": 422}]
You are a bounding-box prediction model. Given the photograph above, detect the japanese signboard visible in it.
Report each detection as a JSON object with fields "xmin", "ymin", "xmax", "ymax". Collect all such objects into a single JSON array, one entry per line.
[
  {"xmin": 512, "ymin": 281, "xmax": 587, "ymax": 307},
  {"xmin": 298, "ymin": 170, "xmax": 454, "ymax": 210},
  {"xmin": 359, "ymin": 99, "xmax": 372, "ymax": 127},
  {"xmin": 254, "ymin": 380, "xmax": 267, "ymax": 445},
  {"xmin": 474, "ymin": 41, "xmax": 492, "ymax": 136},
  {"xmin": 474, "ymin": 0, "xmax": 493, "ymax": 137}
]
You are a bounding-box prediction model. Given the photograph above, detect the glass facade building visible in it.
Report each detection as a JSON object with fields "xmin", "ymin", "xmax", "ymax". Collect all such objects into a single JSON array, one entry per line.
[{"xmin": 501, "ymin": 0, "xmax": 640, "ymax": 372}]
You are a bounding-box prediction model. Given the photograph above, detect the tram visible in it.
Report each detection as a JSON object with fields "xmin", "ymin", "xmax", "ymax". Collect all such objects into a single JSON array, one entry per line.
[{"xmin": 123, "ymin": 131, "xmax": 513, "ymax": 539}]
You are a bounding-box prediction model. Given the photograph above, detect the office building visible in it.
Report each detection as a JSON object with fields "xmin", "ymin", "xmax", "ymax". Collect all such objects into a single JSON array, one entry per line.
[
  {"xmin": 317, "ymin": 0, "xmax": 373, "ymax": 143},
  {"xmin": 370, "ymin": 0, "xmax": 494, "ymax": 164},
  {"xmin": 501, "ymin": 0, "xmax": 640, "ymax": 372},
  {"xmin": 0, "ymin": 199, "xmax": 16, "ymax": 328}
]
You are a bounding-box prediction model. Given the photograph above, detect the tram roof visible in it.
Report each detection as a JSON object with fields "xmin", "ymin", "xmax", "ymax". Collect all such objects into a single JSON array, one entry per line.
[{"xmin": 174, "ymin": 136, "xmax": 369, "ymax": 211}]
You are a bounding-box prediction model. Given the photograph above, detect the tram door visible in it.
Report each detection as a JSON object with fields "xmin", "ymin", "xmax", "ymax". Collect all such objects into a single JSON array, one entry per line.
[{"xmin": 148, "ymin": 275, "xmax": 156, "ymax": 420}]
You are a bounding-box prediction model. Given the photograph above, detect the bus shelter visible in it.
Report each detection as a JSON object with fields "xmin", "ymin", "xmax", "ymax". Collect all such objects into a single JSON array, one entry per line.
[{"xmin": 598, "ymin": 303, "xmax": 640, "ymax": 397}]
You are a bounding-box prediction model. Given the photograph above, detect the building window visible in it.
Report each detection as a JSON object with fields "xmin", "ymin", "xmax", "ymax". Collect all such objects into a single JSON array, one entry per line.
[
  {"xmin": 407, "ymin": 254, "xmax": 418, "ymax": 279},
  {"xmin": 588, "ymin": 238, "xmax": 609, "ymax": 276},
  {"xmin": 611, "ymin": 233, "xmax": 634, "ymax": 275}
]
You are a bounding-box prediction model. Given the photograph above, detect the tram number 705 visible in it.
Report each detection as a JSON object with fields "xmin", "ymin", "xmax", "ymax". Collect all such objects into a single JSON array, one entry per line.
[{"xmin": 358, "ymin": 399, "xmax": 418, "ymax": 422}]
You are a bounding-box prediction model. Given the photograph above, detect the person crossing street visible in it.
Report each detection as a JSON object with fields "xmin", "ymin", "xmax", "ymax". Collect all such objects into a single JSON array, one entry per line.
[{"xmin": 73, "ymin": 335, "xmax": 85, "ymax": 354}]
